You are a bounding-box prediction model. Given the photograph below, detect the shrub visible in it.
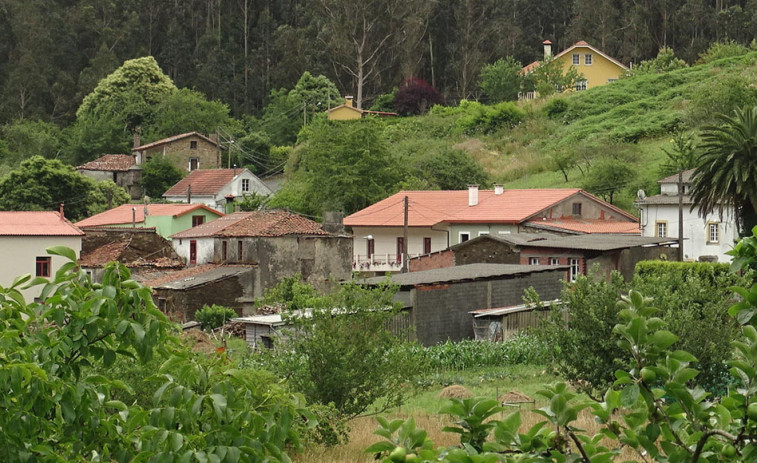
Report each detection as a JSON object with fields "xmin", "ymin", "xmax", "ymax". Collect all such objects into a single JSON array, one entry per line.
[
  {"xmin": 478, "ymin": 56, "xmax": 522, "ymax": 102},
  {"xmin": 195, "ymin": 304, "xmax": 238, "ymax": 330},
  {"xmin": 393, "ymin": 77, "xmax": 443, "ymax": 115},
  {"xmin": 697, "ymin": 39, "xmax": 750, "ymax": 64},
  {"xmin": 456, "ymin": 101, "xmax": 525, "ymax": 134},
  {"xmin": 543, "ymin": 98, "xmax": 569, "ymax": 119}
]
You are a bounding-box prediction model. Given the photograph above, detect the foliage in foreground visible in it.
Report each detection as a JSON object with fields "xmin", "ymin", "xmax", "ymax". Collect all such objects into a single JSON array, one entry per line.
[
  {"xmin": 0, "ymin": 247, "xmax": 312, "ymax": 462},
  {"xmin": 195, "ymin": 304, "xmax": 238, "ymax": 331}
]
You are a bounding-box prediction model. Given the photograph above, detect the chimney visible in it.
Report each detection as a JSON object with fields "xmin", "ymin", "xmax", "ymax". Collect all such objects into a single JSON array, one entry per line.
[
  {"xmin": 494, "ymin": 184, "xmax": 504, "ymax": 195},
  {"xmin": 345, "ymin": 96, "xmax": 354, "ymax": 107},
  {"xmin": 209, "ymin": 132, "xmax": 219, "ymax": 143},
  {"xmin": 59, "ymin": 203, "xmax": 65, "ymax": 221},
  {"xmin": 468, "ymin": 184, "xmax": 479, "ymax": 207},
  {"xmin": 322, "ymin": 211, "xmax": 345, "ymax": 234},
  {"xmin": 132, "ymin": 128, "xmax": 141, "ymax": 149},
  {"xmin": 543, "ymin": 40, "xmax": 553, "ymax": 59}
]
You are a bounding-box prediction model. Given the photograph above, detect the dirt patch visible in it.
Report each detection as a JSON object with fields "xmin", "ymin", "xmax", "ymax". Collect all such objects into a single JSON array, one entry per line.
[
  {"xmin": 182, "ymin": 329, "xmax": 217, "ymax": 354},
  {"xmin": 453, "ymin": 138, "xmax": 485, "ymax": 154},
  {"xmin": 438, "ymin": 385, "xmax": 473, "ymax": 399}
]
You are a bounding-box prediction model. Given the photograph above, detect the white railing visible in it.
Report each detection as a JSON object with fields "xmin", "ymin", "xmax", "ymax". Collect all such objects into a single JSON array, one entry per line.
[{"xmin": 353, "ymin": 253, "xmax": 421, "ymax": 272}]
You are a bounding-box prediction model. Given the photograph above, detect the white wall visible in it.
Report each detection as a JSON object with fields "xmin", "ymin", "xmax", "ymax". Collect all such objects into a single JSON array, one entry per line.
[
  {"xmin": 640, "ymin": 203, "xmax": 737, "ymax": 262},
  {"xmin": 0, "ymin": 236, "xmax": 82, "ymax": 301},
  {"xmin": 351, "ymin": 226, "xmax": 449, "ymax": 267},
  {"xmin": 172, "ymin": 237, "xmax": 215, "ymax": 265}
]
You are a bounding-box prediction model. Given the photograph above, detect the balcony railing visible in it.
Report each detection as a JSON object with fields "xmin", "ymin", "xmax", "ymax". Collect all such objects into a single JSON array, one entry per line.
[{"xmin": 353, "ymin": 253, "xmax": 421, "ymax": 272}]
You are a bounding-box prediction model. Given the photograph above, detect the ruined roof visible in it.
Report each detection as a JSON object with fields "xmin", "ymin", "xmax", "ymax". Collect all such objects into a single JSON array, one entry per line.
[
  {"xmin": 76, "ymin": 204, "xmax": 223, "ymax": 228},
  {"xmin": 78, "ymin": 239, "xmax": 184, "ymax": 269},
  {"xmin": 131, "ymin": 132, "xmax": 222, "ymax": 151},
  {"xmin": 163, "ymin": 169, "xmax": 248, "ymax": 197},
  {"xmin": 170, "ymin": 210, "xmax": 330, "ymax": 239},
  {"xmin": 360, "ymin": 263, "xmax": 567, "ymax": 287},
  {"xmin": 140, "ymin": 264, "xmax": 252, "ymax": 290},
  {"xmin": 0, "ymin": 211, "xmax": 84, "ymax": 236},
  {"xmin": 524, "ymin": 218, "xmax": 640, "ymax": 235},
  {"xmin": 76, "ymin": 154, "xmax": 135, "ymax": 172}
]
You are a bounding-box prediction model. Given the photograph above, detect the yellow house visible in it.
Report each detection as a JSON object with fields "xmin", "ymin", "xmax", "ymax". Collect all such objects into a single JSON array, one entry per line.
[
  {"xmin": 523, "ymin": 40, "xmax": 628, "ymax": 93},
  {"xmin": 326, "ymin": 96, "xmax": 398, "ymax": 120}
]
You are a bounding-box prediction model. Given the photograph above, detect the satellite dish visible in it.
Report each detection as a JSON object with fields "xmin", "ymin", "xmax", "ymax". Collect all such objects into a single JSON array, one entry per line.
[{"xmin": 637, "ymin": 189, "xmax": 647, "ymax": 201}]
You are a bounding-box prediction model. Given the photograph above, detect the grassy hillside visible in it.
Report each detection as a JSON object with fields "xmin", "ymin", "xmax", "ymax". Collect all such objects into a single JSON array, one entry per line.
[{"xmin": 377, "ymin": 51, "xmax": 757, "ymax": 212}]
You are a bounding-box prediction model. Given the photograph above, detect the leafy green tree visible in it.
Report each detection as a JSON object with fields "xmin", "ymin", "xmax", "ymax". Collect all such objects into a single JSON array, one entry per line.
[
  {"xmin": 690, "ymin": 106, "xmax": 757, "ymax": 234},
  {"xmin": 524, "ymin": 56, "xmax": 584, "ymax": 97},
  {"xmin": 658, "ymin": 131, "xmax": 698, "ymax": 179},
  {"xmin": 416, "ymin": 148, "xmax": 488, "ymax": 190},
  {"xmin": 478, "ymin": 56, "xmax": 523, "ymax": 102},
  {"xmin": 0, "ymin": 155, "xmax": 126, "ymax": 220},
  {"xmin": 581, "ymin": 158, "xmax": 636, "ymax": 204},
  {"xmin": 630, "ymin": 46, "xmax": 688, "ymax": 75},
  {"xmin": 140, "ymin": 155, "xmax": 184, "ymax": 199},
  {"xmin": 393, "ymin": 77, "xmax": 442, "ymax": 115},
  {"xmin": 144, "ymin": 88, "xmax": 234, "ymax": 142},
  {"xmin": 1, "ymin": 119, "xmax": 63, "ymax": 166},
  {"xmin": 88, "ymin": 179, "xmax": 132, "ymax": 215},
  {"xmin": 697, "ymin": 39, "xmax": 750, "ymax": 64}
]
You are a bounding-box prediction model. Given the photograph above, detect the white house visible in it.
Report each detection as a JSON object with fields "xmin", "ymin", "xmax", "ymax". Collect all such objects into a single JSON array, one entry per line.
[
  {"xmin": 636, "ymin": 169, "xmax": 737, "ymax": 262},
  {"xmin": 163, "ymin": 168, "xmax": 271, "ymax": 212},
  {"xmin": 344, "ymin": 185, "xmax": 639, "ymax": 274},
  {"xmin": 0, "ymin": 210, "xmax": 84, "ymax": 301}
]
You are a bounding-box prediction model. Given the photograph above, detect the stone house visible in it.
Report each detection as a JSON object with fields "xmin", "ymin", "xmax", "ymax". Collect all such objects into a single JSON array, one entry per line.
[
  {"xmin": 162, "ymin": 168, "xmax": 271, "ymax": 212},
  {"xmin": 76, "ymin": 154, "xmax": 143, "ymax": 199},
  {"xmin": 131, "ymin": 132, "xmax": 223, "ymax": 172}
]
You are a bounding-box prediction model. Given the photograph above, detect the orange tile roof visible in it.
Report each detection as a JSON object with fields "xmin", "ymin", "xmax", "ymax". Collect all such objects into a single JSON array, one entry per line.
[
  {"xmin": 131, "ymin": 132, "xmax": 221, "ymax": 151},
  {"xmin": 76, "ymin": 154, "xmax": 135, "ymax": 171},
  {"xmin": 163, "ymin": 169, "xmax": 243, "ymax": 196},
  {"xmin": 522, "ymin": 40, "xmax": 629, "ymax": 74},
  {"xmin": 0, "ymin": 211, "xmax": 84, "ymax": 236},
  {"xmin": 345, "ymin": 189, "xmax": 588, "ymax": 227},
  {"xmin": 76, "ymin": 204, "xmax": 223, "ymax": 228},
  {"xmin": 525, "ymin": 218, "xmax": 640, "ymax": 235},
  {"xmin": 171, "ymin": 210, "xmax": 329, "ymax": 238}
]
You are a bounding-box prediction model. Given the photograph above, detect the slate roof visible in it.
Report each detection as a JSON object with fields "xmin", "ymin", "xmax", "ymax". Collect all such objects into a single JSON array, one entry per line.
[
  {"xmin": 0, "ymin": 211, "xmax": 84, "ymax": 236},
  {"xmin": 163, "ymin": 169, "xmax": 246, "ymax": 197},
  {"xmin": 131, "ymin": 132, "xmax": 221, "ymax": 151},
  {"xmin": 524, "ymin": 218, "xmax": 640, "ymax": 234},
  {"xmin": 137, "ymin": 264, "xmax": 251, "ymax": 290},
  {"xmin": 658, "ymin": 169, "xmax": 695, "ymax": 184},
  {"xmin": 360, "ymin": 263, "xmax": 567, "ymax": 287},
  {"xmin": 171, "ymin": 210, "xmax": 330, "ymax": 239},
  {"xmin": 76, "ymin": 204, "xmax": 222, "ymax": 228},
  {"xmin": 636, "ymin": 194, "xmax": 695, "ymax": 206},
  {"xmin": 344, "ymin": 189, "xmax": 636, "ymax": 232},
  {"xmin": 76, "ymin": 154, "xmax": 135, "ymax": 171},
  {"xmin": 453, "ymin": 233, "xmax": 674, "ymax": 252}
]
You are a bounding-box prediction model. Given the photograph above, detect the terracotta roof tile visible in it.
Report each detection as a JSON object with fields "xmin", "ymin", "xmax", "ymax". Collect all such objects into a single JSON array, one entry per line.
[
  {"xmin": 77, "ymin": 154, "xmax": 136, "ymax": 171},
  {"xmin": 0, "ymin": 211, "xmax": 84, "ymax": 236},
  {"xmin": 163, "ymin": 169, "xmax": 243, "ymax": 196},
  {"xmin": 131, "ymin": 132, "xmax": 221, "ymax": 151},
  {"xmin": 76, "ymin": 204, "xmax": 223, "ymax": 228},
  {"xmin": 136, "ymin": 264, "xmax": 219, "ymax": 288},
  {"xmin": 172, "ymin": 210, "xmax": 329, "ymax": 238},
  {"xmin": 525, "ymin": 218, "xmax": 640, "ymax": 235}
]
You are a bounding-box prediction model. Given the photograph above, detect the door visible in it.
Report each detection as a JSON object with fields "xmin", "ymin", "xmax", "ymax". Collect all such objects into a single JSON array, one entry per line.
[
  {"xmin": 189, "ymin": 240, "xmax": 197, "ymax": 265},
  {"xmin": 396, "ymin": 237, "xmax": 404, "ymax": 263}
]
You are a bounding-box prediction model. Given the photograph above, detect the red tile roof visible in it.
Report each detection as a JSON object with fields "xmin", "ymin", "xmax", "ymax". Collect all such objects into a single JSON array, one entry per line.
[
  {"xmin": 131, "ymin": 132, "xmax": 221, "ymax": 151},
  {"xmin": 525, "ymin": 218, "xmax": 640, "ymax": 235},
  {"xmin": 0, "ymin": 211, "xmax": 84, "ymax": 236},
  {"xmin": 76, "ymin": 204, "xmax": 223, "ymax": 228},
  {"xmin": 163, "ymin": 169, "xmax": 243, "ymax": 197},
  {"xmin": 522, "ymin": 40, "xmax": 629, "ymax": 74},
  {"xmin": 76, "ymin": 154, "xmax": 135, "ymax": 171},
  {"xmin": 171, "ymin": 210, "xmax": 329, "ymax": 238}
]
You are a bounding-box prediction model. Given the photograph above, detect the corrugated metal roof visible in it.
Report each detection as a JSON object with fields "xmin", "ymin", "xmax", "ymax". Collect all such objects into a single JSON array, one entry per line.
[
  {"xmin": 470, "ymin": 299, "xmax": 560, "ymax": 317},
  {"xmin": 360, "ymin": 263, "xmax": 567, "ymax": 287},
  {"xmin": 76, "ymin": 204, "xmax": 223, "ymax": 228},
  {"xmin": 455, "ymin": 233, "xmax": 675, "ymax": 252},
  {"xmin": 0, "ymin": 211, "xmax": 84, "ymax": 236}
]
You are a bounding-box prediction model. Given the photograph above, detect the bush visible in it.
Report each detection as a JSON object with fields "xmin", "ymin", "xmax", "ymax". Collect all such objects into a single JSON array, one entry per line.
[
  {"xmin": 456, "ymin": 101, "xmax": 525, "ymax": 134},
  {"xmin": 140, "ymin": 155, "xmax": 184, "ymax": 198},
  {"xmin": 393, "ymin": 77, "xmax": 443, "ymax": 115},
  {"xmin": 195, "ymin": 304, "xmax": 238, "ymax": 330},
  {"xmin": 543, "ymin": 98, "xmax": 569, "ymax": 119},
  {"xmin": 697, "ymin": 39, "xmax": 750, "ymax": 64},
  {"xmin": 478, "ymin": 56, "xmax": 522, "ymax": 102}
]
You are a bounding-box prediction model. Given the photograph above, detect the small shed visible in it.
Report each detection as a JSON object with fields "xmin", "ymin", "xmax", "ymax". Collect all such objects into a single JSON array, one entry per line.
[
  {"xmin": 470, "ymin": 300, "xmax": 559, "ymax": 341},
  {"xmin": 233, "ymin": 313, "xmax": 288, "ymax": 348}
]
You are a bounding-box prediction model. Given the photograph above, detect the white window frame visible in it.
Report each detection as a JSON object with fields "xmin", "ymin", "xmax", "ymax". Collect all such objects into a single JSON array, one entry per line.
[
  {"xmin": 707, "ymin": 222, "xmax": 720, "ymax": 244},
  {"xmin": 529, "ymin": 257, "xmax": 540, "ymax": 265},
  {"xmin": 569, "ymin": 258, "xmax": 580, "ymax": 282},
  {"xmin": 584, "ymin": 53, "xmax": 593, "ymax": 65},
  {"xmin": 478, "ymin": 231, "xmax": 489, "ymax": 236},
  {"xmin": 575, "ymin": 80, "xmax": 588, "ymax": 91},
  {"xmin": 572, "ymin": 54, "xmax": 580, "ymax": 65},
  {"xmin": 241, "ymin": 178, "xmax": 250, "ymax": 192},
  {"xmin": 550, "ymin": 257, "xmax": 560, "ymax": 265},
  {"xmin": 656, "ymin": 221, "xmax": 668, "ymax": 238},
  {"xmin": 459, "ymin": 232, "xmax": 471, "ymax": 243}
]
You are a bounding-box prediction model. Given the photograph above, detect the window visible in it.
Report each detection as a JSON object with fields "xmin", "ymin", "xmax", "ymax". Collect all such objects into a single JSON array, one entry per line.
[
  {"xmin": 189, "ymin": 157, "xmax": 199, "ymax": 170},
  {"xmin": 572, "ymin": 202, "xmax": 582, "ymax": 216},
  {"xmin": 608, "ymin": 78, "xmax": 618, "ymax": 83},
  {"xmin": 459, "ymin": 232, "xmax": 470, "ymax": 243},
  {"xmin": 572, "ymin": 54, "xmax": 580, "ymax": 65},
  {"xmin": 238, "ymin": 240, "xmax": 243, "ymax": 261},
  {"xmin": 241, "ymin": 178, "xmax": 250, "ymax": 192},
  {"xmin": 478, "ymin": 231, "xmax": 489, "ymax": 236},
  {"xmin": 190, "ymin": 140, "xmax": 198, "ymax": 149},
  {"xmin": 189, "ymin": 240, "xmax": 197, "ymax": 265},
  {"xmin": 36, "ymin": 256, "xmax": 51, "ymax": 277},
  {"xmin": 529, "ymin": 257, "xmax": 540, "ymax": 265},
  {"xmin": 708, "ymin": 222, "xmax": 720, "ymax": 244},
  {"xmin": 550, "ymin": 257, "xmax": 560, "ymax": 265},
  {"xmin": 192, "ymin": 215, "xmax": 205, "ymax": 227},
  {"xmin": 584, "ymin": 53, "xmax": 593, "ymax": 65},
  {"xmin": 396, "ymin": 237, "xmax": 405, "ymax": 262},
  {"xmin": 367, "ymin": 238, "xmax": 375, "ymax": 258},
  {"xmin": 423, "ymin": 237, "xmax": 432, "ymax": 254},
  {"xmin": 222, "ymin": 240, "xmax": 228, "ymax": 261},
  {"xmin": 569, "ymin": 258, "xmax": 580, "ymax": 282},
  {"xmin": 656, "ymin": 221, "xmax": 668, "ymax": 238},
  {"xmin": 575, "ymin": 80, "xmax": 587, "ymax": 91}
]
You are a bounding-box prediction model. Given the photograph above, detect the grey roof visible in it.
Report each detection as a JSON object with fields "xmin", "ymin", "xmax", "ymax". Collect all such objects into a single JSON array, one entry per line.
[
  {"xmin": 458, "ymin": 233, "xmax": 676, "ymax": 252},
  {"xmin": 234, "ymin": 313, "xmax": 287, "ymax": 326},
  {"xmin": 470, "ymin": 299, "xmax": 560, "ymax": 317},
  {"xmin": 636, "ymin": 194, "xmax": 695, "ymax": 206},
  {"xmin": 153, "ymin": 266, "xmax": 250, "ymax": 290},
  {"xmin": 658, "ymin": 169, "xmax": 694, "ymax": 184},
  {"xmin": 360, "ymin": 263, "xmax": 567, "ymax": 287}
]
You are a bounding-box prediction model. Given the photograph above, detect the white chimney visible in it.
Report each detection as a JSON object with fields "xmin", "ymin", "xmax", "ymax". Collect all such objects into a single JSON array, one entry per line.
[
  {"xmin": 468, "ymin": 184, "xmax": 479, "ymax": 207},
  {"xmin": 543, "ymin": 40, "xmax": 553, "ymax": 59},
  {"xmin": 494, "ymin": 184, "xmax": 504, "ymax": 195}
]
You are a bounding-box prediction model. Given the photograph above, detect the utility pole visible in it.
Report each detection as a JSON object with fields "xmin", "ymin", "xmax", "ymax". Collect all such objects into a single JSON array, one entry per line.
[
  {"xmin": 678, "ymin": 169, "xmax": 684, "ymax": 261},
  {"xmin": 187, "ymin": 184, "xmax": 192, "ymax": 203},
  {"xmin": 402, "ymin": 196, "xmax": 409, "ymax": 273}
]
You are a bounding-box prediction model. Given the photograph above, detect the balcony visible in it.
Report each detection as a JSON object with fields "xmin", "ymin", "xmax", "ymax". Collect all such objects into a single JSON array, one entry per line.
[{"xmin": 353, "ymin": 253, "xmax": 420, "ymax": 273}]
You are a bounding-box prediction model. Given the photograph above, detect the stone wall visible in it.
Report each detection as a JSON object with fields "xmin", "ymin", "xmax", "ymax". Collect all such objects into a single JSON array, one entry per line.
[
  {"xmin": 409, "ymin": 249, "xmax": 455, "ymax": 272},
  {"xmin": 143, "ymin": 135, "xmax": 220, "ymax": 172}
]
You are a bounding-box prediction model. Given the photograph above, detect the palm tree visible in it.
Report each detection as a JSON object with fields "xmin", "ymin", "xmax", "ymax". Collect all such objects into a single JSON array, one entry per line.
[{"xmin": 690, "ymin": 105, "xmax": 757, "ymax": 234}]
